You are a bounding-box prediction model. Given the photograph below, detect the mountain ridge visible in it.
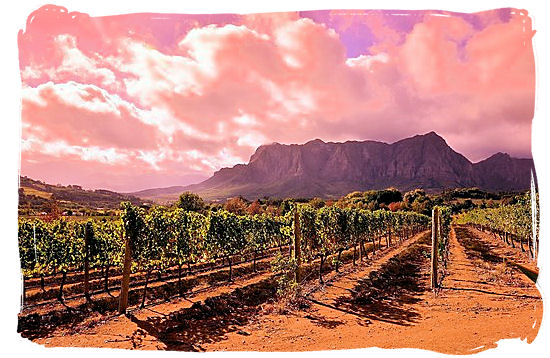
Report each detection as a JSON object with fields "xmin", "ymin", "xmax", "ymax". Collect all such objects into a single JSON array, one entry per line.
[{"xmin": 131, "ymin": 132, "xmax": 535, "ymax": 202}]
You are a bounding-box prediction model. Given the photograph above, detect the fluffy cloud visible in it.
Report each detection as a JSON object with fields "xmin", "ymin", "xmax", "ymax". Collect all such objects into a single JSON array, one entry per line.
[
  {"xmin": 21, "ymin": 35, "xmax": 117, "ymax": 88},
  {"xmin": 18, "ymin": 7, "xmax": 535, "ymax": 191},
  {"xmin": 22, "ymin": 81, "xmax": 161, "ymax": 150}
]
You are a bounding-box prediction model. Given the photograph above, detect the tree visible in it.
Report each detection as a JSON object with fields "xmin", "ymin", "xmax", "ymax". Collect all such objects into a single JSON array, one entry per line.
[
  {"xmin": 265, "ymin": 205, "xmax": 280, "ymax": 216},
  {"xmin": 246, "ymin": 200, "xmax": 264, "ymax": 215},
  {"xmin": 376, "ymin": 188, "xmax": 403, "ymax": 205},
  {"xmin": 411, "ymin": 195, "xmax": 433, "ymax": 216},
  {"xmin": 177, "ymin": 192, "xmax": 205, "ymax": 212},
  {"xmin": 388, "ymin": 201, "xmax": 404, "ymax": 212},
  {"xmin": 224, "ymin": 197, "xmax": 248, "ymax": 215},
  {"xmin": 309, "ymin": 197, "xmax": 326, "ymax": 209},
  {"xmin": 44, "ymin": 201, "xmax": 62, "ymax": 222},
  {"xmin": 403, "ymin": 189, "xmax": 427, "ymax": 206}
]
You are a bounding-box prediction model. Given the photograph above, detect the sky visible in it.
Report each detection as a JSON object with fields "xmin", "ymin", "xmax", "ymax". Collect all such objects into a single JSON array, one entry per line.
[{"xmin": 18, "ymin": 5, "xmax": 535, "ymax": 192}]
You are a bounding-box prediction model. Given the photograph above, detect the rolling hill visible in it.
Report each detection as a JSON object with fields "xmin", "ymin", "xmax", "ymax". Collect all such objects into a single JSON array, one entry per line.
[{"xmin": 19, "ymin": 176, "xmax": 145, "ymax": 211}]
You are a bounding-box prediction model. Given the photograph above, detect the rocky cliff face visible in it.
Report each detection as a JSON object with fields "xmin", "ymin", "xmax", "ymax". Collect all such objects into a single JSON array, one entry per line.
[
  {"xmin": 473, "ymin": 152, "xmax": 535, "ymax": 191},
  {"xmin": 171, "ymin": 132, "xmax": 534, "ymax": 200}
]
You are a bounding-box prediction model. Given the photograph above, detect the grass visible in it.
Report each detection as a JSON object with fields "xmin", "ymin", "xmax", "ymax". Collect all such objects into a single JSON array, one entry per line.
[{"xmin": 22, "ymin": 187, "xmax": 53, "ymax": 199}]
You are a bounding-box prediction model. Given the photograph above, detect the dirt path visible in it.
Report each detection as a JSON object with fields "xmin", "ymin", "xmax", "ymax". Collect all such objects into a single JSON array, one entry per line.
[
  {"xmin": 463, "ymin": 226, "xmax": 539, "ymax": 281},
  {"xmin": 28, "ymin": 232, "xmax": 420, "ymax": 350},
  {"xmin": 32, "ymin": 267, "xmax": 276, "ymax": 350},
  {"xmin": 28, "ymin": 226, "xmax": 542, "ymax": 353},
  {"xmin": 22, "ymin": 245, "xmax": 285, "ymax": 306},
  {"xmin": 201, "ymin": 225, "xmax": 542, "ymax": 353},
  {"xmin": 20, "ymin": 245, "xmax": 282, "ymax": 321}
]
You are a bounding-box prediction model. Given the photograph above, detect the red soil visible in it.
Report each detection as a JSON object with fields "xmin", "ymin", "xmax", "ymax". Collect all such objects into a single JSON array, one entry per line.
[{"xmin": 28, "ymin": 226, "xmax": 542, "ymax": 353}]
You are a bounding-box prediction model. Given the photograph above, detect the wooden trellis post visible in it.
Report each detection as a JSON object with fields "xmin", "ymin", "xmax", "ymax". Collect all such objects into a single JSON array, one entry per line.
[
  {"xmin": 118, "ymin": 231, "xmax": 132, "ymax": 314},
  {"xmin": 293, "ymin": 207, "xmax": 302, "ymax": 283},
  {"xmin": 431, "ymin": 207, "xmax": 439, "ymax": 290},
  {"xmin": 21, "ymin": 274, "xmax": 26, "ymax": 306},
  {"xmin": 84, "ymin": 223, "xmax": 92, "ymax": 303}
]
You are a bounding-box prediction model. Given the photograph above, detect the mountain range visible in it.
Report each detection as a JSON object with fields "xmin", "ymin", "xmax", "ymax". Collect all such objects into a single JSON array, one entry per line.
[{"xmin": 131, "ymin": 132, "xmax": 535, "ymax": 202}]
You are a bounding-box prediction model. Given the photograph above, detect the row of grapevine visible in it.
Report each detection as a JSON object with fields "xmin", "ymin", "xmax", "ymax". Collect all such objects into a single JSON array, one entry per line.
[
  {"xmin": 291, "ymin": 205, "xmax": 430, "ymax": 284},
  {"xmin": 18, "ymin": 202, "xmax": 430, "ymax": 309},
  {"xmin": 436, "ymin": 206, "xmax": 452, "ymax": 269},
  {"xmin": 18, "ymin": 205, "xmax": 289, "ymax": 304},
  {"xmin": 455, "ymin": 198, "xmax": 537, "ymax": 260},
  {"xmin": 429, "ymin": 206, "xmax": 452, "ymax": 290},
  {"xmin": 18, "ymin": 219, "xmax": 119, "ymax": 301}
]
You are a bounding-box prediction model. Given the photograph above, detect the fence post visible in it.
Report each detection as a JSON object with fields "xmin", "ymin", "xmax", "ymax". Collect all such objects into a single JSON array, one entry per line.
[
  {"xmin": 293, "ymin": 207, "xmax": 302, "ymax": 283},
  {"xmin": 22, "ymin": 275, "xmax": 26, "ymax": 306},
  {"xmin": 84, "ymin": 222, "xmax": 91, "ymax": 303},
  {"xmin": 118, "ymin": 231, "xmax": 132, "ymax": 314},
  {"xmin": 431, "ymin": 207, "xmax": 439, "ymax": 290}
]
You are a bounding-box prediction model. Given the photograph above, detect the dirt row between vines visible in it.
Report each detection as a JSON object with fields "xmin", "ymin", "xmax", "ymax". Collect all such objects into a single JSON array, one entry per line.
[
  {"xmin": 27, "ymin": 226, "xmax": 542, "ymax": 353},
  {"xmin": 463, "ymin": 225, "xmax": 539, "ymax": 282},
  {"xmin": 18, "ymin": 246, "xmax": 281, "ymax": 338},
  {"xmin": 201, "ymin": 225, "xmax": 542, "ymax": 353},
  {"xmin": 23, "ymin": 245, "xmax": 287, "ymax": 304},
  {"xmin": 28, "ymin": 232, "xmax": 423, "ymax": 349},
  {"xmin": 20, "ymin": 231, "xmax": 400, "ymax": 322}
]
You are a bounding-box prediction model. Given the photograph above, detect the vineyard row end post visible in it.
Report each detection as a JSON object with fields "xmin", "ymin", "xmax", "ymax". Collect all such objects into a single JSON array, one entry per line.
[
  {"xmin": 430, "ymin": 207, "xmax": 439, "ymax": 290},
  {"xmin": 293, "ymin": 207, "xmax": 302, "ymax": 284},
  {"xmin": 84, "ymin": 223, "xmax": 91, "ymax": 303},
  {"xmin": 438, "ymin": 210, "xmax": 445, "ymax": 268},
  {"xmin": 118, "ymin": 231, "xmax": 132, "ymax": 314}
]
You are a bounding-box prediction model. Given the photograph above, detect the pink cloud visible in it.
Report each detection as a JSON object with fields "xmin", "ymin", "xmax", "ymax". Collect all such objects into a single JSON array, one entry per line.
[
  {"xmin": 22, "ymin": 81, "xmax": 162, "ymax": 150},
  {"xmin": 18, "ymin": 6, "xmax": 535, "ymax": 191}
]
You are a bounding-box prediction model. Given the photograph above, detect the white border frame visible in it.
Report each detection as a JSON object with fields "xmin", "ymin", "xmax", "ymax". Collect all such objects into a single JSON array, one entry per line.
[{"xmin": 2, "ymin": 1, "xmax": 548, "ymax": 357}]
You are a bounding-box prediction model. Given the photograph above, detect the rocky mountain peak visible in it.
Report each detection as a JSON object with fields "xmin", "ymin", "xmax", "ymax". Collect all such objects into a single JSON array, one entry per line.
[{"xmin": 173, "ymin": 132, "xmax": 535, "ymax": 201}]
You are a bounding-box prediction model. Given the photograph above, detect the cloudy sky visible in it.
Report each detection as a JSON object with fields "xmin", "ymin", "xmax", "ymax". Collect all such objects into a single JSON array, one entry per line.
[{"xmin": 18, "ymin": 5, "xmax": 535, "ymax": 192}]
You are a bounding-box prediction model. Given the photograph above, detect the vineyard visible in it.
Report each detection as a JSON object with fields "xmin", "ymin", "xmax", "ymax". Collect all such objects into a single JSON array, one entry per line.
[
  {"xmin": 18, "ymin": 203, "xmax": 432, "ymax": 307},
  {"xmin": 455, "ymin": 192, "xmax": 539, "ymax": 260},
  {"xmin": 16, "ymin": 195, "xmax": 541, "ymax": 352}
]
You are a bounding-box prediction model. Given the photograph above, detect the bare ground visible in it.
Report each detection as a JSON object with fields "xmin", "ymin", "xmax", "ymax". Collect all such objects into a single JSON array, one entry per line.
[{"xmin": 28, "ymin": 226, "xmax": 542, "ymax": 354}]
